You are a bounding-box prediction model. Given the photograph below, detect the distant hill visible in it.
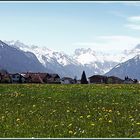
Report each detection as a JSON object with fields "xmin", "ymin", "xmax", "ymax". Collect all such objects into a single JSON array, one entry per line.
[
  {"xmin": 105, "ymin": 55, "xmax": 140, "ymax": 80},
  {"xmin": 0, "ymin": 40, "xmax": 48, "ymax": 73}
]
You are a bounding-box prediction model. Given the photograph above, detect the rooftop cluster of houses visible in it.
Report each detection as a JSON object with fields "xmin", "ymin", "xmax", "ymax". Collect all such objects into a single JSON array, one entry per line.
[
  {"xmin": 0, "ymin": 69, "xmax": 138, "ymax": 84},
  {"xmin": 88, "ymin": 75, "xmax": 138, "ymax": 84},
  {"xmin": 0, "ymin": 70, "xmax": 79, "ymax": 84}
]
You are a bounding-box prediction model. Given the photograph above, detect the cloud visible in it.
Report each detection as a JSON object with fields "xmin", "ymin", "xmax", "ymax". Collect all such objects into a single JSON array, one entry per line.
[
  {"xmin": 109, "ymin": 11, "xmax": 126, "ymax": 18},
  {"xmin": 125, "ymin": 24, "xmax": 140, "ymax": 30},
  {"xmin": 123, "ymin": 2, "xmax": 140, "ymax": 7},
  {"xmin": 126, "ymin": 16, "xmax": 140, "ymax": 30},
  {"xmin": 127, "ymin": 16, "xmax": 140, "ymax": 22},
  {"xmin": 72, "ymin": 35, "xmax": 140, "ymax": 53}
]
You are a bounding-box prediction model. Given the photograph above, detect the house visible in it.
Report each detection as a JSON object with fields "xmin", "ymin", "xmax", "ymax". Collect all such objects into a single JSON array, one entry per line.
[
  {"xmin": 22, "ymin": 72, "xmax": 61, "ymax": 84},
  {"xmin": 107, "ymin": 76, "xmax": 124, "ymax": 84},
  {"xmin": 124, "ymin": 76, "xmax": 134, "ymax": 84},
  {"xmin": 10, "ymin": 73, "xmax": 26, "ymax": 83},
  {"xmin": 46, "ymin": 74, "xmax": 61, "ymax": 84},
  {"xmin": 22, "ymin": 73, "xmax": 44, "ymax": 83},
  {"xmin": 88, "ymin": 75, "xmax": 108, "ymax": 84},
  {"xmin": 0, "ymin": 69, "xmax": 11, "ymax": 83},
  {"xmin": 77, "ymin": 80, "xmax": 81, "ymax": 84},
  {"xmin": 61, "ymin": 77, "xmax": 75, "ymax": 84}
]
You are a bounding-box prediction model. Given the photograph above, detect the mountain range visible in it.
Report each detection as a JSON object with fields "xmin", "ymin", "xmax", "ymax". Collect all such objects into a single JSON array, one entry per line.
[{"xmin": 1, "ymin": 40, "xmax": 140, "ymax": 79}]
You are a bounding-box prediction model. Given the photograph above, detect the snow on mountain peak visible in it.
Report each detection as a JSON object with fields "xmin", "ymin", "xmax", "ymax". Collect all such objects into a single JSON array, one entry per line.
[{"xmin": 135, "ymin": 44, "xmax": 140, "ymax": 49}]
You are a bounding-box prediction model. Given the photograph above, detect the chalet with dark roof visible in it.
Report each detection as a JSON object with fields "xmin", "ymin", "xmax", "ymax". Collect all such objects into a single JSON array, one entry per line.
[{"xmin": 88, "ymin": 75, "xmax": 108, "ymax": 84}]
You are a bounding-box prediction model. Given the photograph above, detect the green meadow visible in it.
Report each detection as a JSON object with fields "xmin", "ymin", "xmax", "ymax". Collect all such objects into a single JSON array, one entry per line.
[{"xmin": 0, "ymin": 84, "xmax": 140, "ymax": 138}]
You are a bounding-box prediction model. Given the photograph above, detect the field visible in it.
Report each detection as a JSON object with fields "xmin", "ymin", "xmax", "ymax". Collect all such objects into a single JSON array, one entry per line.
[{"xmin": 0, "ymin": 84, "xmax": 140, "ymax": 138}]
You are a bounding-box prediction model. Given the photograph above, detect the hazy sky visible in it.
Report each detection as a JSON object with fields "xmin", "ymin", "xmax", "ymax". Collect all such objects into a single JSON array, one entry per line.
[{"xmin": 1, "ymin": 1, "xmax": 140, "ymax": 54}]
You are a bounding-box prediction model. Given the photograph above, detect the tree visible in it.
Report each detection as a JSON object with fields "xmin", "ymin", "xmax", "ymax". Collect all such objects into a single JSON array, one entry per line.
[
  {"xmin": 133, "ymin": 79, "xmax": 138, "ymax": 84},
  {"xmin": 19, "ymin": 75, "xmax": 22, "ymax": 83},
  {"xmin": 81, "ymin": 71, "xmax": 88, "ymax": 84},
  {"xmin": 74, "ymin": 76, "xmax": 77, "ymax": 84}
]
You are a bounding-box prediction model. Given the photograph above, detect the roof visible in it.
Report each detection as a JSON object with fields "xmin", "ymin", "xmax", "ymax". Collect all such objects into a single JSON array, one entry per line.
[
  {"xmin": 88, "ymin": 75, "xmax": 107, "ymax": 79},
  {"xmin": 108, "ymin": 76, "xmax": 123, "ymax": 81},
  {"xmin": 61, "ymin": 77, "xmax": 74, "ymax": 80}
]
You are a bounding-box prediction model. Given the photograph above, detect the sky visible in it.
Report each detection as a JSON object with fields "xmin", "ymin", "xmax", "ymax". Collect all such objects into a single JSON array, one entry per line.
[{"xmin": 1, "ymin": 1, "xmax": 140, "ymax": 54}]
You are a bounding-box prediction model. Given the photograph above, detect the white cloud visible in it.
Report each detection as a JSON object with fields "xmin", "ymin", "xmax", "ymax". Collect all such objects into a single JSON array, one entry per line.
[
  {"xmin": 123, "ymin": 2, "xmax": 140, "ymax": 7},
  {"xmin": 126, "ymin": 16, "xmax": 140, "ymax": 30},
  {"xmin": 127, "ymin": 16, "xmax": 140, "ymax": 22},
  {"xmin": 125, "ymin": 24, "xmax": 140, "ymax": 30},
  {"xmin": 73, "ymin": 35, "xmax": 140, "ymax": 54}
]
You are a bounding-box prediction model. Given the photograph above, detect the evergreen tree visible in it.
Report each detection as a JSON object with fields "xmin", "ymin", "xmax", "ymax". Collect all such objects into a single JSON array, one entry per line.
[
  {"xmin": 134, "ymin": 79, "xmax": 138, "ymax": 84},
  {"xmin": 19, "ymin": 75, "xmax": 22, "ymax": 83},
  {"xmin": 81, "ymin": 71, "xmax": 88, "ymax": 84},
  {"xmin": 74, "ymin": 76, "xmax": 77, "ymax": 84}
]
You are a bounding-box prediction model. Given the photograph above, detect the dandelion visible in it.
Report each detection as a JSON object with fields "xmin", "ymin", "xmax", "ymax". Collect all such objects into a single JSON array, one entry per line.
[
  {"xmin": 82, "ymin": 130, "xmax": 85, "ymax": 133},
  {"xmin": 55, "ymin": 125, "xmax": 58, "ymax": 127},
  {"xmin": 136, "ymin": 122, "xmax": 140, "ymax": 125},
  {"xmin": 99, "ymin": 118, "xmax": 103, "ymax": 121},
  {"xmin": 16, "ymin": 118, "xmax": 20, "ymax": 122},
  {"xmin": 69, "ymin": 130, "xmax": 73, "ymax": 134},
  {"xmin": 108, "ymin": 120, "xmax": 112, "ymax": 123},
  {"xmin": 68, "ymin": 123, "xmax": 72, "ymax": 127},
  {"xmin": 102, "ymin": 107, "xmax": 105, "ymax": 111},
  {"xmin": 87, "ymin": 115, "xmax": 91, "ymax": 118},
  {"xmin": 67, "ymin": 110, "xmax": 70, "ymax": 113},
  {"xmin": 53, "ymin": 110, "xmax": 56, "ymax": 113},
  {"xmin": 117, "ymin": 111, "xmax": 120, "ymax": 115},
  {"xmin": 91, "ymin": 123, "xmax": 95, "ymax": 126}
]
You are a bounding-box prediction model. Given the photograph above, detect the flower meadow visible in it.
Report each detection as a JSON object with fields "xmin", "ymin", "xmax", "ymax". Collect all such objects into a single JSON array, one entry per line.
[{"xmin": 0, "ymin": 84, "xmax": 140, "ymax": 138}]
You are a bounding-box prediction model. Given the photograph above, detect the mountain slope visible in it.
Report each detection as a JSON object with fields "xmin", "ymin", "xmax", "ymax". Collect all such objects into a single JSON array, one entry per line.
[
  {"xmin": 5, "ymin": 40, "xmax": 140, "ymax": 78},
  {"xmin": 105, "ymin": 55, "xmax": 140, "ymax": 80},
  {"xmin": 5, "ymin": 40, "xmax": 84, "ymax": 77},
  {"xmin": 0, "ymin": 40, "xmax": 47, "ymax": 73}
]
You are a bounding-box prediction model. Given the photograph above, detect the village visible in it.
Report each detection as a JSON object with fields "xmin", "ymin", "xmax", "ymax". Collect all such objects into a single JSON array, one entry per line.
[{"xmin": 0, "ymin": 69, "xmax": 139, "ymax": 84}]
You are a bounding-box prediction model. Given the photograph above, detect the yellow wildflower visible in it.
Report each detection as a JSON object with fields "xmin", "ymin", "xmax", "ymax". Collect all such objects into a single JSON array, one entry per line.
[
  {"xmin": 91, "ymin": 123, "xmax": 95, "ymax": 126},
  {"xmin": 108, "ymin": 120, "xmax": 112, "ymax": 123},
  {"xmin": 80, "ymin": 116, "xmax": 83, "ymax": 119},
  {"xmin": 109, "ymin": 110, "xmax": 112, "ymax": 113},
  {"xmin": 16, "ymin": 118, "xmax": 20, "ymax": 122},
  {"xmin": 68, "ymin": 123, "xmax": 72, "ymax": 127},
  {"xmin": 69, "ymin": 130, "xmax": 73, "ymax": 134},
  {"xmin": 99, "ymin": 118, "xmax": 103, "ymax": 121},
  {"xmin": 87, "ymin": 115, "xmax": 91, "ymax": 118},
  {"xmin": 67, "ymin": 110, "xmax": 70, "ymax": 113}
]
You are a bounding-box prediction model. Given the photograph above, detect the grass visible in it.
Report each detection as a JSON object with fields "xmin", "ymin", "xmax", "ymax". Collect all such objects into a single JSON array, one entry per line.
[{"xmin": 0, "ymin": 84, "xmax": 140, "ymax": 138}]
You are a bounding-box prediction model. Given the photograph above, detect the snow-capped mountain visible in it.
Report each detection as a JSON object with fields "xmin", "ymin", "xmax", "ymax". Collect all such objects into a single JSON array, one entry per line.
[
  {"xmin": 73, "ymin": 48, "xmax": 119, "ymax": 74},
  {"xmin": 5, "ymin": 40, "xmax": 84, "ymax": 78},
  {"xmin": 5, "ymin": 40, "xmax": 120, "ymax": 78},
  {"xmin": 105, "ymin": 54, "xmax": 140, "ymax": 80},
  {"xmin": 0, "ymin": 40, "xmax": 47, "ymax": 73},
  {"xmin": 4, "ymin": 40, "xmax": 140, "ymax": 78}
]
